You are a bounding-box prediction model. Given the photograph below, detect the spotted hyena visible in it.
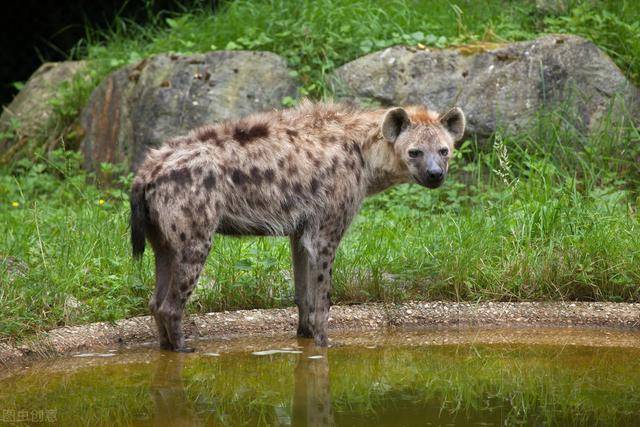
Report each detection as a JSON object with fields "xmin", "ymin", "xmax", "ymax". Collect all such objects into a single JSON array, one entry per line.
[{"xmin": 130, "ymin": 100, "xmax": 465, "ymax": 351}]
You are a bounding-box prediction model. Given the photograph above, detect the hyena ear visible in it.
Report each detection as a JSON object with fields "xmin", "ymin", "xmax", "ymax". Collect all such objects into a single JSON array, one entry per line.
[
  {"xmin": 382, "ymin": 107, "xmax": 410, "ymax": 143},
  {"xmin": 440, "ymin": 107, "xmax": 466, "ymax": 142}
]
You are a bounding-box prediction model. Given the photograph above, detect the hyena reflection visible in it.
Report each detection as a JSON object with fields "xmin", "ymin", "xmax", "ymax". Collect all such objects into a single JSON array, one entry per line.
[{"xmin": 130, "ymin": 100, "xmax": 465, "ymax": 351}]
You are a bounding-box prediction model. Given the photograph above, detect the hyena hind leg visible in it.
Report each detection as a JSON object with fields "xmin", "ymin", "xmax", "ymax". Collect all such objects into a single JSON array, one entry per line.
[
  {"xmin": 147, "ymin": 227, "xmax": 174, "ymax": 350},
  {"xmin": 156, "ymin": 226, "xmax": 214, "ymax": 352},
  {"xmin": 150, "ymin": 247, "xmax": 174, "ymax": 350},
  {"xmin": 291, "ymin": 234, "xmax": 312, "ymax": 338}
]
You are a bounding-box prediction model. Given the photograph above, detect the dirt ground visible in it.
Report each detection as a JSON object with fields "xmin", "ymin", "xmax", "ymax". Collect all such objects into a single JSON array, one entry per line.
[{"xmin": 1, "ymin": 301, "xmax": 638, "ymax": 368}]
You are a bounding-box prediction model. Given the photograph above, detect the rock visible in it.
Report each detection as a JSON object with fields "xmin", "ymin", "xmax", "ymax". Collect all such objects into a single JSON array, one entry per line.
[
  {"xmin": 80, "ymin": 51, "xmax": 298, "ymax": 171},
  {"xmin": 333, "ymin": 35, "xmax": 640, "ymax": 140},
  {"xmin": 0, "ymin": 61, "xmax": 87, "ymax": 161}
]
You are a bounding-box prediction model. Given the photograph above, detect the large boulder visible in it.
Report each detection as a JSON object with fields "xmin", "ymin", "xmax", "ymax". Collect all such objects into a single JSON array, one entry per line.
[
  {"xmin": 80, "ymin": 51, "xmax": 298, "ymax": 171},
  {"xmin": 0, "ymin": 61, "xmax": 87, "ymax": 162},
  {"xmin": 333, "ymin": 35, "xmax": 640, "ymax": 139}
]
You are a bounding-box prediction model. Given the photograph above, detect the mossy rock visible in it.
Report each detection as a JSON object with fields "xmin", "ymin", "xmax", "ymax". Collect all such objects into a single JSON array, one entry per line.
[{"xmin": 0, "ymin": 61, "xmax": 87, "ymax": 163}]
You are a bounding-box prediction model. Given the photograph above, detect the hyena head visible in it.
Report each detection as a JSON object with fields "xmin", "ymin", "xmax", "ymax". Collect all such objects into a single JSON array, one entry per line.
[{"xmin": 382, "ymin": 106, "xmax": 465, "ymax": 189}]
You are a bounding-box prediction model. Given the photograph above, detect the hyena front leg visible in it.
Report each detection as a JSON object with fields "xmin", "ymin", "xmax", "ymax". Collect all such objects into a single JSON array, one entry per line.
[
  {"xmin": 157, "ymin": 223, "xmax": 215, "ymax": 352},
  {"xmin": 290, "ymin": 233, "xmax": 312, "ymax": 338},
  {"xmin": 301, "ymin": 228, "xmax": 342, "ymax": 347}
]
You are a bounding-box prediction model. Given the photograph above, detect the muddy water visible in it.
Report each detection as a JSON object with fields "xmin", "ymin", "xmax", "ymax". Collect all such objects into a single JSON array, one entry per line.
[{"xmin": 1, "ymin": 327, "xmax": 639, "ymax": 426}]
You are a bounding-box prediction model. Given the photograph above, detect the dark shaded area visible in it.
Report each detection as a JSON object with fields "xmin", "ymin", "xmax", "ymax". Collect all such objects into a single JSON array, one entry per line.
[{"xmin": 0, "ymin": 0, "xmax": 215, "ymax": 106}]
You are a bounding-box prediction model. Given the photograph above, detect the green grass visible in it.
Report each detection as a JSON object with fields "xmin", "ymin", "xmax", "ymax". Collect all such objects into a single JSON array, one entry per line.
[
  {"xmin": 1, "ymin": 0, "xmax": 640, "ymax": 340},
  {"xmin": 1, "ymin": 106, "xmax": 639, "ymax": 340}
]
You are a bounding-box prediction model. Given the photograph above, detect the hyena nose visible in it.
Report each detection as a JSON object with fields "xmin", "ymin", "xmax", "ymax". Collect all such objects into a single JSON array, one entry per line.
[{"xmin": 427, "ymin": 167, "xmax": 443, "ymax": 181}]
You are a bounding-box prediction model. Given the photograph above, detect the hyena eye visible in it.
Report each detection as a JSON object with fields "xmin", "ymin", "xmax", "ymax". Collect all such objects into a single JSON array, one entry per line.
[
  {"xmin": 408, "ymin": 149, "xmax": 423, "ymax": 158},
  {"xmin": 439, "ymin": 147, "xmax": 449, "ymax": 157}
]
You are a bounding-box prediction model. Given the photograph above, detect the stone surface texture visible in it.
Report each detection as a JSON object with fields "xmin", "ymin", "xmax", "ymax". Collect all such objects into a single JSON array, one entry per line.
[
  {"xmin": 333, "ymin": 35, "xmax": 640, "ymax": 139},
  {"xmin": 0, "ymin": 61, "xmax": 87, "ymax": 157},
  {"xmin": 80, "ymin": 51, "xmax": 298, "ymax": 171}
]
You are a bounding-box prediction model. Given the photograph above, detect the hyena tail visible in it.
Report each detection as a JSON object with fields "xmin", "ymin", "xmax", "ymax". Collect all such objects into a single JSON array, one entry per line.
[{"xmin": 130, "ymin": 180, "xmax": 147, "ymax": 260}]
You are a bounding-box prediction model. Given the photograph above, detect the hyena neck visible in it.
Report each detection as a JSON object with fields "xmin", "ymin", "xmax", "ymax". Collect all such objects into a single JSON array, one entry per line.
[{"xmin": 357, "ymin": 114, "xmax": 410, "ymax": 196}]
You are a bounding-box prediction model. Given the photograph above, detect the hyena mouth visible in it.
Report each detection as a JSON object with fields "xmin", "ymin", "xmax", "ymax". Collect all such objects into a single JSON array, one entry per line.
[{"xmin": 413, "ymin": 174, "xmax": 444, "ymax": 189}]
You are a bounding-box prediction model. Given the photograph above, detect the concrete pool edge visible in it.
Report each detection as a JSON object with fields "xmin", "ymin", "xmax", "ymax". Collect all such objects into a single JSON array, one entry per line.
[{"xmin": 1, "ymin": 301, "xmax": 639, "ymax": 368}]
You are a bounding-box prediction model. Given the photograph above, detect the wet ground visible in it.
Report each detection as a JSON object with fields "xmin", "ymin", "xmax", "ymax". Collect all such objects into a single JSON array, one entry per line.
[
  {"xmin": 3, "ymin": 302, "xmax": 638, "ymax": 367},
  {"xmin": 1, "ymin": 327, "xmax": 639, "ymax": 426}
]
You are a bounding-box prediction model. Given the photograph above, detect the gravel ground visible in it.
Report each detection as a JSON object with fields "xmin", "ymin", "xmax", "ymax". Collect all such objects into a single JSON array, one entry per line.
[{"xmin": 1, "ymin": 301, "xmax": 638, "ymax": 368}]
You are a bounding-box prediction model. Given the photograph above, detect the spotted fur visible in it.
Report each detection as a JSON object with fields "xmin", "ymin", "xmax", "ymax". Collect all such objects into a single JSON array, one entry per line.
[{"xmin": 131, "ymin": 99, "xmax": 465, "ymax": 350}]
